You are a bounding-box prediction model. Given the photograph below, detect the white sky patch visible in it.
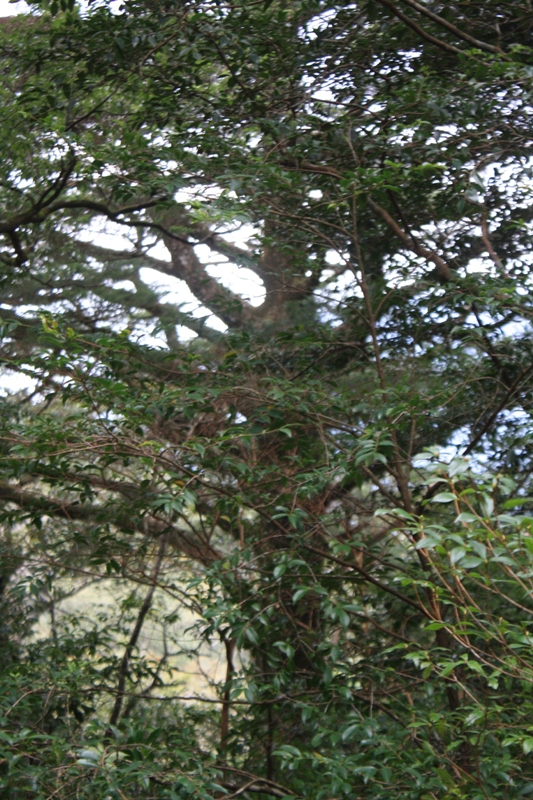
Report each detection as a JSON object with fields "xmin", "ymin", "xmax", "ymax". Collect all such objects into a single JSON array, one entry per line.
[
  {"xmin": 500, "ymin": 318, "xmax": 531, "ymax": 338},
  {"xmin": 0, "ymin": 0, "xmax": 29, "ymax": 13},
  {"xmin": 304, "ymin": 8, "xmax": 337, "ymax": 39},
  {"xmin": 315, "ymin": 251, "xmax": 357, "ymax": 302},
  {"xmin": 204, "ymin": 261, "xmax": 265, "ymax": 307},
  {"xmin": 311, "ymin": 86, "xmax": 336, "ymax": 103},
  {"xmin": 325, "ymin": 249, "xmax": 344, "ymax": 266},
  {"xmin": 139, "ymin": 268, "xmax": 195, "ymax": 307},
  {"xmin": 126, "ymin": 323, "xmax": 169, "ymax": 350},
  {"xmin": 76, "ymin": 218, "xmax": 136, "ymax": 251},
  {"xmin": 0, "ymin": 369, "xmax": 36, "ymax": 395},
  {"xmin": 113, "ymin": 279, "xmax": 136, "ymax": 293},
  {"xmin": 424, "ymin": 124, "xmax": 459, "ymax": 146},
  {"xmin": 145, "ymin": 238, "xmax": 170, "ymax": 261},
  {"xmin": 466, "ymin": 258, "xmax": 490, "ymax": 275},
  {"xmin": 138, "ymin": 268, "xmax": 228, "ymax": 336},
  {"xmin": 300, "ymin": 68, "xmax": 337, "ymax": 105},
  {"xmin": 384, "ymin": 253, "xmax": 425, "ymax": 288}
]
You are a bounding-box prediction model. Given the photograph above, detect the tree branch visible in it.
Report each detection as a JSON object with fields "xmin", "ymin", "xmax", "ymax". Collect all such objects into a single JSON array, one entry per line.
[
  {"xmin": 161, "ymin": 228, "xmax": 252, "ymax": 329},
  {"xmin": 397, "ymin": 0, "xmax": 504, "ymax": 55},
  {"xmin": 109, "ymin": 536, "xmax": 166, "ymax": 727},
  {"xmin": 367, "ymin": 198, "xmax": 452, "ymax": 281},
  {"xmin": 0, "ymin": 480, "xmax": 219, "ymax": 563},
  {"xmin": 374, "ymin": 0, "xmax": 462, "ymax": 55}
]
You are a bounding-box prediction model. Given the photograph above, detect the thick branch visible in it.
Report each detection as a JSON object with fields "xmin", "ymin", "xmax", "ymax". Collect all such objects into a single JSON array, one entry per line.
[
  {"xmin": 0, "ymin": 197, "xmax": 164, "ymax": 234},
  {"xmin": 161, "ymin": 229, "xmax": 252, "ymax": 329},
  {"xmin": 397, "ymin": 0, "xmax": 504, "ymax": 55},
  {"xmin": 367, "ymin": 198, "xmax": 452, "ymax": 281},
  {"xmin": 0, "ymin": 480, "xmax": 219, "ymax": 563},
  {"xmin": 374, "ymin": 0, "xmax": 462, "ymax": 55}
]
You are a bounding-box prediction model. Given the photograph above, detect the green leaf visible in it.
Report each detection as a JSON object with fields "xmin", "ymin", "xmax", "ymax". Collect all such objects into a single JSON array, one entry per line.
[
  {"xmin": 448, "ymin": 458, "xmax": 470, "ymax": 477},
  {"xmin": 274, "ymin": 745, "xmax": 301, "ymax": 758},
  {"xmin": 245, "ymin": 627, "xmax": 259, "ymax": 646},
  {"xmin": 449, "ymin": 547, "xmax": 466, "ymax": 565},
  {"xmin": 336, "ymin": 608, "xmax": 350, "ymax": 628},
  {"xmin": 292, "ymin": 586, "xmax": 310, "ymax": 602},
  {"xmin": 374, "ymin": 507, "xmax": 415, "ymax": 519},
  {"xmin": 341, "ymin": 724, "xmax": 359, "ymax": 741},
  {"xmin": 415, "ymin": 535, "xmax": 441, "ymax": 549},
  {"xmin": 274, "ymin": 641, "xmax": 295, "ymax": 659},
  {"xmin": 503, "ymin": 497, "xmax": 533, "ymax": 509},
  {"xmin": 436, "ymin": 768, "xmax": 456, "ymax": 789},
  {"xmin": 455, "ymin": 512, "xmax": 479, "ymax": 523},
  {"xmin": 431, "ymin": 493, "xmax": 457, "ymax": 503},
  {"xmin": 470, "ymin": 541, "xmax": 487, "ymax": 559},
  {"xmin": 458, "ymin": 556, "xmax": 484, "ymax": 568}
]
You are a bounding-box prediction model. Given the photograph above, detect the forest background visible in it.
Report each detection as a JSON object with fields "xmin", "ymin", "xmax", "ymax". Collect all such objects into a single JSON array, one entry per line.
[{"xmin": 0, "ymin": 1, "xmax": 533, "ymax": 799}]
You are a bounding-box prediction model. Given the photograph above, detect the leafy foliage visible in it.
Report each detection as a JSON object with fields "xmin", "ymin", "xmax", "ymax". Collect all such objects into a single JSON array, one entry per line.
[{"xmin": 0, "ymin": 1, "xmax": 533, "ymax": 798}]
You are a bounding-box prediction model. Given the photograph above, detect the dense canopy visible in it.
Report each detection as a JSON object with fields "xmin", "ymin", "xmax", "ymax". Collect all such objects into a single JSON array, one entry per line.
[{"xmin": 1, "ymin": 1, "xmax": 533, "ymax": 798}]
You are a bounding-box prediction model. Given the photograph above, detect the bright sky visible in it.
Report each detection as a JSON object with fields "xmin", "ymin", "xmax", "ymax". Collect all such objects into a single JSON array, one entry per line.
[{"xmin": 0, "ymin": 0, "xmax": 29, "ymax": 13}]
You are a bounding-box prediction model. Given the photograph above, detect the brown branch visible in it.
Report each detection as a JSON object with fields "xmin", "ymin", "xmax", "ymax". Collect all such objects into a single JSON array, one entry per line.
[
  {"xmin": 0, "ymin": 479, "xmax": 219, "ymax": 563},
  {"xmin": 276, "ymin": 160, "xmax": 452, "ymax": 282},
  {"xmin": 161, "ymin": 226, "xmax": 251, "ymax": 329},
  {"xmin": 464, "ymin": 362, "xmax": 533, "ymax": 455},
  {"xmin": 367, "ymin": 198, "xmax": 452, "ymax": 281},
  {"xmin": 221, "ymin": 781, "xmax": 291, "ymax": 798},
  {"xmin": 302, "ymin": 543, "xmax": 430, "ymax": 617},
  {"xmin": 220, "ymin": 767, "xmax": 297, "ymax": 798},
  {"xmin": 280, "ymin": 159, "xmax": 342, "ymax": 179},
  {"xmin": 0, "ymin": 196, "xmax": 194, "ymax": 247},
  {"xmin": 481, "ymin": 216, "xmax": 508, "ymax": 276},
  {"xmin": 32, "ymin": 153, "xmax": 77, "ymax": 214},
  {"xmin": 220, "ymin": 637, "xmax": 236, "ymax": 753},
  {"xmin": 374, "ymin": 0, "xmax": 463, "ymax": 55},
  {"xmin": 397, "ymin": 0, "xmax": 504, "ymax": 55},
  {"xmin": 109, "ymin": 537, "xmax": 166, "ymax": 727}
]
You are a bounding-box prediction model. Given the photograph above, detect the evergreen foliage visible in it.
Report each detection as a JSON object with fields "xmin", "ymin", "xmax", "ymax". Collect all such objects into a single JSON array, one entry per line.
[{"xmin": 0, "ymin": 1, "xmax": 533, "ymax": 797}]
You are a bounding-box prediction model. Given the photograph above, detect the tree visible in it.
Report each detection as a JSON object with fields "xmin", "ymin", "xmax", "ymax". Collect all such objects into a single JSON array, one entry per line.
[{"xmin": 0, "ymin": 1, "xmax": 533, "ymax": 798}]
